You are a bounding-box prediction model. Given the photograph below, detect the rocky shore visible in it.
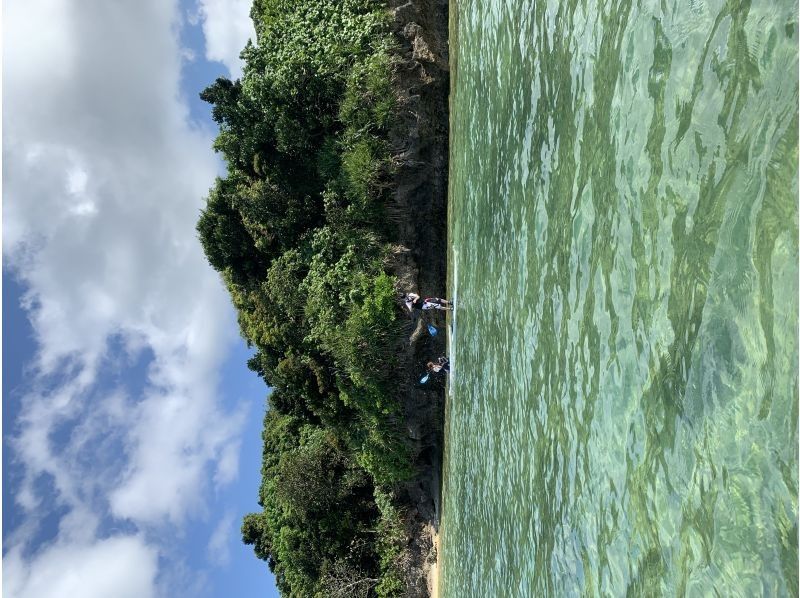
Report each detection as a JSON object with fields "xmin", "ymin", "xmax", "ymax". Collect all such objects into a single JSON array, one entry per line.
[{"xmin": 384, "ymin": 0, "xmax": 450, "ymax": 595}]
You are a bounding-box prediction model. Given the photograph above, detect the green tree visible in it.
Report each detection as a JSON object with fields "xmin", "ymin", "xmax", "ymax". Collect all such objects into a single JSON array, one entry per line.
[
  {"xmin": 242, "ymin": 512, "xmax": 273, "ymax": 562},
  {"xmin": 196, "ymin": 178, "xmax": 266, "ymax": 285}
]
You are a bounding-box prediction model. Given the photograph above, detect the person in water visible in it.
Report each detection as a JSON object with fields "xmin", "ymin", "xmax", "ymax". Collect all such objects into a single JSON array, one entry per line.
[
  {"xmin": 427, "ymin": 357, "xmax": 450, "ymax": 374},
  {"xmin": 402, "ymin": 292, "xmax": 453, "ymax": 312}
]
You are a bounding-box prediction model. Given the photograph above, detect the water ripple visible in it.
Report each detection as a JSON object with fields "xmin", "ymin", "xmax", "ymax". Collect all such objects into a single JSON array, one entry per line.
[{"xmin": 443, "ymin": 0, "xmax": 798, "ymax": 595}]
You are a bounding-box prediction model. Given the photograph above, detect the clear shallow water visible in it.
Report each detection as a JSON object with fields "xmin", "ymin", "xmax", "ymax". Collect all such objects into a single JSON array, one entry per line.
[{"xmin": 442, "ymin": 0, "xmax": 798, "ymax": 595}]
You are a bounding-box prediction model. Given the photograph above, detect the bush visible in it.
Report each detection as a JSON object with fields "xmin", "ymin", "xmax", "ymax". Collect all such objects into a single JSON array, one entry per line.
[
  {"xmin": 374, "ymin": 489, "xmax": 408, "ymax": 597},
  {"xmin": 357, "ymin": 427, "xmax": 412, "ymax": 486}
]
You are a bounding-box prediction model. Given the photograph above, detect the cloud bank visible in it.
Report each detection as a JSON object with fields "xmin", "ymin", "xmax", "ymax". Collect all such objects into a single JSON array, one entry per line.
[
  {"xmin": 4, "ymin": 0, "xmax": 255, "ymax": 595},
  {"xmin": 5, "ymin": 532, "xmax": 159, "ymax": 598},
  {"xmin": 197, "ymin": 0, "xmax": 256, "ymax": 78}
]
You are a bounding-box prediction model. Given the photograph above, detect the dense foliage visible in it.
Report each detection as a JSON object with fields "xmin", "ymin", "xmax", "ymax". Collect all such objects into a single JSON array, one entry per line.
[{"xmin": 198, "ymin": 0, "xmax": 413, "ymax": 594}]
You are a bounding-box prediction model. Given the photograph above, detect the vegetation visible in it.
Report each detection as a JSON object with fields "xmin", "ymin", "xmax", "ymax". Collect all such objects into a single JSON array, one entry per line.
[{"xmin": 198, "ymin": 0, "xmax": 416, "ymax": 594}]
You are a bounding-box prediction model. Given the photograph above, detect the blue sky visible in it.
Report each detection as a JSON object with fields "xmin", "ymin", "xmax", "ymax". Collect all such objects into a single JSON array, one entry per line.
[{"xmin": 4, "ymin": 1, "xmax": 280, "ymax": 596}]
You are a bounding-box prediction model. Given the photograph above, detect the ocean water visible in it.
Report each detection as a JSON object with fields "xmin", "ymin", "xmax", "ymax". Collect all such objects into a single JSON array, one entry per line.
[{"xmin": 442, "ymin": 0, "xmax": 798, "ymax": 595}]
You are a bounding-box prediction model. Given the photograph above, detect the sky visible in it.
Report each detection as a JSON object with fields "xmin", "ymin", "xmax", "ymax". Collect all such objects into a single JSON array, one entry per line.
[{"xmin": 3, "ymin": 0, "xmax": 281, "ymax": 596}]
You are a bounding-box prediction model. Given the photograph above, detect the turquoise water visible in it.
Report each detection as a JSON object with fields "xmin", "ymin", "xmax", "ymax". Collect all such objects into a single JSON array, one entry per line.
[{"xmin": 442, "ymin": 0, "xmax": 798, "ymax": 595}]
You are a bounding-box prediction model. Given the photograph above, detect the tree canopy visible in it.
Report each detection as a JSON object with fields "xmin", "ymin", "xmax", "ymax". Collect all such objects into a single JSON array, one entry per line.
[{"xmin": 197, "ymin": 0, "xmax": 413, "ymax": 594}]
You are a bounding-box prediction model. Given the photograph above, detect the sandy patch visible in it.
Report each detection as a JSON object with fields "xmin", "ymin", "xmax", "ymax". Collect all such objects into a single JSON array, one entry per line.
[{"xmin": 427, "ymin": 529, "xmax": 441, "ymax": 598}]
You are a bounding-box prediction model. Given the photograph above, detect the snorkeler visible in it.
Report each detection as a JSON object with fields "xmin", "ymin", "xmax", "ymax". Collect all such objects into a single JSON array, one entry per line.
[
  {"xmin": 421, "ymin": 297, "xmax": 453, "ymax": 311},
  {"xmin": 426, "ymin": 357, "xmax": 450, "ymax": 374},
  {"xmin": 401, "ymin": 292, "xmax": 453, "ymax": 312}
]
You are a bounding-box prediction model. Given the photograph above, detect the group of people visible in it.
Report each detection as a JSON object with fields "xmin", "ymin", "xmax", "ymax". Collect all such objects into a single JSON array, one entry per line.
[{"xmin": 400, "ymin": 291, "xmax": 452, "ymax": 380}]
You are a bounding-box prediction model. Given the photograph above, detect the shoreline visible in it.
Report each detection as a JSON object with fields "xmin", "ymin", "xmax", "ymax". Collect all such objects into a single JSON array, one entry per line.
[
  {"xmin": 428, "ymin": 529, "xmax": 441, "ymax": 598},
  {"xmin": 386, "ymin": 0, "xmax": 450, "ymax": 594}
]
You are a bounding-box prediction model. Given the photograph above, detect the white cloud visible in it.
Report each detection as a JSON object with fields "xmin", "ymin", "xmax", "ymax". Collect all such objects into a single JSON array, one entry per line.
[
  {"xmin": 181, "ymin": 46, "xmax": 198, "ymax": 63},
  {"xmin": 187, "ymin": 6, "xmax": 202, "ymax": 27},
  {"xmin": 4, "ymin": 0, "xmax": 250, "ymax": 593},
  {"xmin": 110, "ymin": 392, "xmax": 247, "ymax": 525},
  {"xmin": 66, "ymin": 167, "xmax": 89, "ymax": 195},
  {"xmin": 196, "ymin": 0, "xmax": 255, "ymax": 78},
  {"xmin": 207, "ymin": 511, "xmax": 236, "ymax": 567},
  {"xmin": 4, "ymin": 534, "xmax": 159, "ymax": 598}
]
